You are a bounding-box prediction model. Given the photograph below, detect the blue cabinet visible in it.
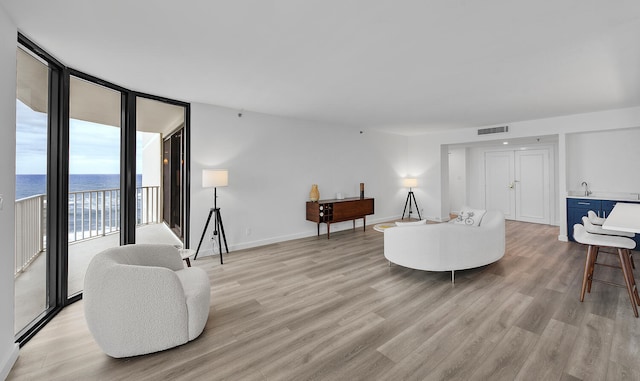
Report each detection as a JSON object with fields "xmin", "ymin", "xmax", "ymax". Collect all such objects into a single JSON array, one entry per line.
[
  {"xmin": 567, "ymin": 198, "xmax": 601, "ymax": 241},
  {"xmin": 567, "ymin": 198, "xmax": 640, "ymax": 249},
  {"xmin": 601, "ymin": 200, "xmax": 621, "ymax": 217}
]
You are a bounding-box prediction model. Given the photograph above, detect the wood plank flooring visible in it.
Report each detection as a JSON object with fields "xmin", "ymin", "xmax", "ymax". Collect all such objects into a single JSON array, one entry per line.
[{"xmin": 8, "ymin": 220, "xmax": 640, "ymax": 380}]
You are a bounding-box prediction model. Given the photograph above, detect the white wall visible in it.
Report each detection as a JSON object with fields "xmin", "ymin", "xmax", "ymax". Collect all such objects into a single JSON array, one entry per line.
[
  {"xmin": 190, "ymin": 103, "xmax": 408, "ymax": 254},
  {"xmin": 407, "ymin": 137, "xmax": 444, "ymax": 221},
  {"xmin": 466, "ymin": 146, "xmax": 488, "ymax": 210},
  {"xmin": 566, "ymin": 127, "xmax": 640, "ymax": 194},
  {"xmin": 0, "ymin": 5, "xmax": 19, "ymax": 379},
  {"xmin": 141, "ymin": 132, "xmax": 161, "ymax": 187},
  {"xmin": 408, "ymin": 106, "xmax": 640, "ymax": 239},
  {"xmin": 448, "ymin": 147, "xmax": 466, "ymax": 213}
]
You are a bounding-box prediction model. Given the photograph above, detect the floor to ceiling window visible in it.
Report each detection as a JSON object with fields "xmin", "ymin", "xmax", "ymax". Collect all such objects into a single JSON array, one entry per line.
[
  {"xmin": 67, "ymin": 76, "xmax": 123, "ymax": 297},
  {"xmin": 14, "ymin": 46, "xmax": 50, "ymax": 334},
  {"xmin": 14, "ymin": 34, "xmax": 191, "ymax": 344}
]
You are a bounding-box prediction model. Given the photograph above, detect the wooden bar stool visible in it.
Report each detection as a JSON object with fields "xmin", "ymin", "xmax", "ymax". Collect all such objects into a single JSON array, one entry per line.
[{"xmin": 573, "ymin": 224, "xmax": 639, "ymax": 317}]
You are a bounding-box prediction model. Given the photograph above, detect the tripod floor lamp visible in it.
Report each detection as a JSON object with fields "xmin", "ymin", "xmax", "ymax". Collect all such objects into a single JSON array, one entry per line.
[
  {"xmin": 195, "ymin": 169, "xmax": 229, "ymax": 264},
  {"xmin": 401, "ymin": 178, "xmax": 422, "ymax": 220}
]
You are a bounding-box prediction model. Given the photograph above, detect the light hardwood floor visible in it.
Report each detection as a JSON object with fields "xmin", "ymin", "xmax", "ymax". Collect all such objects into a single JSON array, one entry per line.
[{"xmin": 8, "ymin": 220, "xmax": 640, "ymax": 380}]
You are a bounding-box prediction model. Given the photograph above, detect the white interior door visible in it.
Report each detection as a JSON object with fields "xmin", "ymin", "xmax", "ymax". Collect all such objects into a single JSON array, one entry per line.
[
  {"xmin": 515, "ymin": 149, "xmax": 550, "ymax": 224},
  {"xmin": 485, "ymin": 151, "xmax": 515, "ymax": 219},
  {"xmin": 484, "ymin": 148, "xmax": 550, "ymax": 223}
]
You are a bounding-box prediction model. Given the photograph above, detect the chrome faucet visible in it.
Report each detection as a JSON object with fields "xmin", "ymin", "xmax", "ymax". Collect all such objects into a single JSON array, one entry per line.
[{"xmin": 581, "ymin": 181, "xmax": 591, "ymax": 196}]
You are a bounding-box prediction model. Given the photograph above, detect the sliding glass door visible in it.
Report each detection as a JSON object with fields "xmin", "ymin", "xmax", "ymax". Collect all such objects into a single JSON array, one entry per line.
[{"xmin": 135, "ymin": 97, "xmax": 186, "ymax": 247}]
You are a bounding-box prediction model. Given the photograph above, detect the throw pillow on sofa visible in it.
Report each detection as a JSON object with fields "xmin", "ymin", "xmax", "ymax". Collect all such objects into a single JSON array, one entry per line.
[{"xmin": 453, "ymin": 206, "xmax": 486, "ymax": 227}]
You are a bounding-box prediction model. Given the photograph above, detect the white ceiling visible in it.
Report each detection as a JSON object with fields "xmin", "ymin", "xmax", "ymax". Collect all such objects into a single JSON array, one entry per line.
[
  {"xmin": 3, "ymin": 1, "xmax": 640, "ymax": 135},
  {"xmin": 17, "ymin": 48, "xmax": 185, "ymax": 135}
]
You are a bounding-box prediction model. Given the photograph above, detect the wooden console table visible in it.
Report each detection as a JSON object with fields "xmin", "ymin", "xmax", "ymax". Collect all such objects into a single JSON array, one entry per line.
[{"xmin": 306, "ymin": 197, "xmax": 375, "ymax": 239}]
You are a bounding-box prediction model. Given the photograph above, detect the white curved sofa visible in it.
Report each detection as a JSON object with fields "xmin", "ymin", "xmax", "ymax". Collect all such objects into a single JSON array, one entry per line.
[
  {"xmin": 383, "ymin": 210, "xmax": 505, "ymax": 282},
  {"xmin": 84, "ymin": 244, "xmax": 210, "ymax": 358}
]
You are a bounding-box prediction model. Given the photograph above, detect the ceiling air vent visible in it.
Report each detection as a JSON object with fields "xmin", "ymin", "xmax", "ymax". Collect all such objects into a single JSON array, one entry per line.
[{"xmin": 478, "ymin": 126, "xmax": 509, "ymax": 135}]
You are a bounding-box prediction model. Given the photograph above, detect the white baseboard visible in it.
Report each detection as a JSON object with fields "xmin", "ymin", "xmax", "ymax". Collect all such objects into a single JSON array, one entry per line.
[
  {"xmin": 194, "ymin": 216, "xmax": 569, "ymax": 259},
  {"xmin": 0, "ymin": 343, "xmax": 19, "ymax": 380},
  {"xmin": 195, "ymin": 229, "xmax": 318, "ymax": 256},
  {"xmin": 194, "ymin": 215, "xmax": 402, "ymax": 257}
]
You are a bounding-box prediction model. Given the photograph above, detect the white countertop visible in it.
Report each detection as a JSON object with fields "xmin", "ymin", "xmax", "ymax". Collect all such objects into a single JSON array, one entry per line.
[
  {"xmin": 566, "ymin": 191, "xmax": 640, "ymax": 202},
  {"xmin": 602, "ymin": 203, "xmax": 640, "ymax": 234}
]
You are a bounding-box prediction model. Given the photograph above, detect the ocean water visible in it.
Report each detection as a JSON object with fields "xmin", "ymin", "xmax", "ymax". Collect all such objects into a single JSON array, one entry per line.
[
  {"xmin": 16, "ymin": 174, "xmax": 142, "ymax": 200},
  {"xmin": 16, "ymin": 174, "xmax": 144, "ymax": 239}
]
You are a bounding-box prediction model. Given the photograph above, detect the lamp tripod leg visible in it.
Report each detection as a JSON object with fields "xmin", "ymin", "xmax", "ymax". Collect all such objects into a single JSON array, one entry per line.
[
  {"xmin": 194, "ymin": 208, "xmax": 215, "ymax": 260},
  {"xmin": 408, "ymin": 191, "xmax": 414, "ymax": 218},
  {"xmin": 411, "ymin": 192, "xmax": 421, "ymax": 220},
  {"xmin": 214, "ymin": 208, "xmax": 229, "ymax": 265},
  {"xmin": 402, "ymin": 192, "xmax": 411, "ymax": 219}
]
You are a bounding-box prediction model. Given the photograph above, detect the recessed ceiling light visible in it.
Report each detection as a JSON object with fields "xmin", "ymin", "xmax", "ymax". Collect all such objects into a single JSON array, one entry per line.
[{"xmin": 503, "ymin": 141, "xmax": 509, "ymax": 145}]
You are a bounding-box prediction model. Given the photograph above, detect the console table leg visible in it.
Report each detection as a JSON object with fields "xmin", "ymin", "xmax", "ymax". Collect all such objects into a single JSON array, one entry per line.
[
  {"xmin": 317, "ymin": 223, "xmax": 320, "ymax": 236},
  {"xmin": 363, "ymin": 217, "xmax": 366, "ymax": 231},
  {"xmin": 327, "ymin": 223, "xmax": 331, "ymax": 239}
]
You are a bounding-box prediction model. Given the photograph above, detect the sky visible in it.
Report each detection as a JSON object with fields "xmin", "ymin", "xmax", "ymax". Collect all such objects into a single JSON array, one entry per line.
[{"xmin": 16, "ymin": 100, "xmax": 146, "ymax": 175}]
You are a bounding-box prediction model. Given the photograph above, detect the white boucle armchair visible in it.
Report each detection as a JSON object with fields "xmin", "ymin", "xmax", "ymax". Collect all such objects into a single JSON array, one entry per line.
[
  {"xmin": 83, "ymin": 244, "xmax": 210, "ymax": 358},
  {"xmin": 384, "ymin": 210, "xmax": 505, "ymax": 282}
]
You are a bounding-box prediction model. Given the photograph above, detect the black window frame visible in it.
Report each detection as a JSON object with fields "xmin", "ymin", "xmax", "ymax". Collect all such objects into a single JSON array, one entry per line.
[{"xmin": 15, "ymin": 33, "xmax": 191, "ymax": 346}]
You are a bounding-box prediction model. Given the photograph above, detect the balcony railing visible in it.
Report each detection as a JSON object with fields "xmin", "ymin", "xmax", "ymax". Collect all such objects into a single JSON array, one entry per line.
[
  {"xmin": 14, "ymin": 195, "xmax": 45, "ymax": 276},
  {"xmin": 14, "ymin": 186, "xmax": 160, "ymax": 276}
]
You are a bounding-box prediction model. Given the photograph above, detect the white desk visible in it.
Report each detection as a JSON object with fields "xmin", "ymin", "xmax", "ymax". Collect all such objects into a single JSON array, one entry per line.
[{"xmin": 602, "ymin": 203, "xmax": 640, "ymax": 234}]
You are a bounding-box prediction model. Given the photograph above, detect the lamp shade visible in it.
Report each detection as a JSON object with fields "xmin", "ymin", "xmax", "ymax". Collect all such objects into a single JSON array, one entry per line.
[
  {"xmin": 202, "ymin": 169, "xmax": 228, "ymax": 188},
  {"xmin": 403, "ymin": 178, "xmax": 417, "ymax": 188}
]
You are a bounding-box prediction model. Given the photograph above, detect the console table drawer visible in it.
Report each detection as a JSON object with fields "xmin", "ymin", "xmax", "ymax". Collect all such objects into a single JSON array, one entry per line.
[{"xmin": 567, "ymin": 198, "xmax": 601, "ymax": 210}]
